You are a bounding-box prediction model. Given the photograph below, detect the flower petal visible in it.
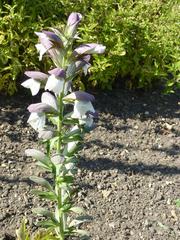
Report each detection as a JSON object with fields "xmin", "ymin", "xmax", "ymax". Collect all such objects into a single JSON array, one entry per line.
[
  {"xmin": 45, "ymin": 75, "xmax": 65, "ymax": 95},
  {"xmin": 24, "ymin": 71, "xmax": 48, "ymax": 81},
  {"xmin": 63, "ymin": 91, "xmax": 95, "ymax": 102},
  {"xmin": 66, "ymin": 12, "xmax": 82, "ymax": 37},
  {"xmin": 27, "ymin": 112, "xmax": 46, "ymax": 130},
  {"xmin": 35, "ymin": 43, "xmax": 47, "ymax": 60},
  {"xmin": 71, "ymin": 100, "xmax": 95, "ymax": 119},
  {"xmin": 41, "ymin": 92, "xmax": 58, "ymax": 110},
  {"xmin": 73, "ymin": 43, "xmax": 106, "ymax": 56},
  {"xmin": 42, "ymin": 30, "xmax": 63, "ymax": 47},
  {"xmin": 27, "ymin": 103, "xmax": 53, "ymax": 113},
  {"xmin": 21, "ymin": 78, "xmax": 40, "ymax": 96},
  {"xmin": 67, "ymin": 12, "xmax": 82, "ymax": 27},
  {"xmin": 38, "ymin": 128, "xmax": 55, "ymax": 140},
  {"xmin": 48, "ymin": 68, "xmax": 66, "ymax": 78}
]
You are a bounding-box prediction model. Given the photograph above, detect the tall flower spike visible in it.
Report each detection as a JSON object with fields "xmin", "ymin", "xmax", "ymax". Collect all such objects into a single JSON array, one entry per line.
[{"xmin": 21, "ymin": 71, "xmax": 48, "ymax": 96}]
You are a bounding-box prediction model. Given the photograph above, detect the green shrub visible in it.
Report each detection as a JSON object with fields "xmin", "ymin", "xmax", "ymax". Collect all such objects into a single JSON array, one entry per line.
[
  {"xmin": 0, "ymin": 0, "xmax": 179, "ymax": 94},
  {"xmin": 0, "ymin": 0, "xmax": 65, "ymax": 95},
  {"xmin": 77, "ymin": 0, "xmax": 180, "ymax": 92}
]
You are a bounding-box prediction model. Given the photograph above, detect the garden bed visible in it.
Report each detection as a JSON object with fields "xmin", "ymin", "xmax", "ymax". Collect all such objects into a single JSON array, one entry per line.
[{"xmin": 0, "ymin": 89, "xmax": 180, "ymax": 239}]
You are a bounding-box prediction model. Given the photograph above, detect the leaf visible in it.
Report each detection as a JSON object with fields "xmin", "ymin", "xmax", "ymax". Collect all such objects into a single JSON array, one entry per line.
[
  {"xmin": 16, "ymin": 218, "xmax": 30, "ymax": 240},
  {"xmin": 33, "ymin": 208, "xmax": 56, "ymax": 221},
  {"xmin": 36, "ymin": 220, "xmax": 59, "ymax": 228},
  {"xmin": 29, "ymin": 176, "xmax": 53, "ymax": 191},
  {"xmin": 49, "ymin": 136, "xmax": 59, "ymax": 150},
  {"xmin": 175, "ymin": 199, "xmax": 180, "ymax": 208},
  {"xmin": 36, "ymin": 161, "xmax": 52, "ymax": 172},
  {"xmin": 31, "ymin": 189, "xmax": 57, "ymax": 201},
  {"xmin": 75, "ymin": 229, "xmax": 90, "ymax": 239},
  {"xmin": 70, "ymin": 206, "xmax": 84, "ymax": 214},
  {"xmin": 69, "ymin": 215, "xmax": 93, "ymax": 227},
  {"xmin": 61, "ymin": 203, "xmax": 72, "ymax": 212},
  {"xmin": 62, "ymin": 134, "xmax": 83, "ymax": 143},
  {"xmin": 25, "ymin": 149, "xmax": 46, "ymax": 161}
]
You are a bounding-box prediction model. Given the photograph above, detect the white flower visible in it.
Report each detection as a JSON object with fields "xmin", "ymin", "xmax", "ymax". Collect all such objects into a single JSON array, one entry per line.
[
  {"xmin": 27, "ymin": 112, "xmax": 46, "ymax": 130},
  {"xmin": 71, "ymin": 100, "xmax": 95, "ymax": 119},
  {"xmin": 21, "ymin": 78, "xmax": 41, "ymax": 96},
  {"xmin": 35, "ymin": 43, "xmax": 47, "ymax": 61},
  {"xmin": 21, "ymin": 71, "xmax": 48, "ymax": 96},
  {"xmin": 45, "ymin": 75, "xmax": 70, "ymax": 95},
  {"xmin": 45, "ymin": 75, "xmax": 64, "ymax": 95}
]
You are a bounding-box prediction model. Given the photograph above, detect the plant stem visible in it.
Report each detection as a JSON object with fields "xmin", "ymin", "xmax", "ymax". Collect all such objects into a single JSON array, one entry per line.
[{"xmin": 56, "ymin": 91, "xmax": 65, "ymax": 239}]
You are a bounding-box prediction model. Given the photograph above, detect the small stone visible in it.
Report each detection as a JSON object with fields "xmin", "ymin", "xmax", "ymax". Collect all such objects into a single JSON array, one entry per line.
[
  {"xmin": 171, "ymin": 210, "xmax": 178, "ymax": 220},
  {"xmin": 109, "ymin": 222, "xmax": 115, "ymax": 228},
  {"xmin": 102, "ymin": 190, "xmax": 111, "ymax": 198},
  {"xmin": 145, "ymin": 111, "xmax": 149, "ymax": 115},
  {"xmin": 164, "ymin": 123, "xmax": 173, "ymax": 131}
]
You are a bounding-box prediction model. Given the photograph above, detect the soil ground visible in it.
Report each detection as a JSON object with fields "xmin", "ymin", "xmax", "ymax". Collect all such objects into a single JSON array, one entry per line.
[{"xmin": 0, "ymin": 89, "xmax": 180, "ymax": 240}]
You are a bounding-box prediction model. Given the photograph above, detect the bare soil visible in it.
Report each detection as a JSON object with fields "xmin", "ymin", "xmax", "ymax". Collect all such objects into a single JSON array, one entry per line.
[{"xmin": 0, "ymin": 89, "xmax": 180, "ymax": 240}]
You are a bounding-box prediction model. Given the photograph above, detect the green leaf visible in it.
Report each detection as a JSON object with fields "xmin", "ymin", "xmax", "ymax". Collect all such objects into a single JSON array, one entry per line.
[
  {"xmin": 29, "ymin": 176, "xmax": 53, "ymax": 191},
  {"xmin": 62, "ymin": 134, "xmax": 83, "ymax": 143},
  {"xmin": 70, "ymin": 206, "xmax": 84, "ymax": 214},
  {"xmin": 75, "ymin": 229, "xmax": 90, "ymax": 239},
  {"xmin": 36, "ymin": 220, "xmax": 59, "ymax": 228},
  {"xmin": 175, "ymin": 199, "xmax": 180, "ymax": 208},
  {"xmin": 49, "ymin": 137, "xmax": 59, "ymax": 150},
  {"xmin": 69, "ymin": 215, "xmax": 93, "ymax": 227},
  {"xmin": 33, "ymin": 208, "xmax": 56, "ymax": 220},
  {"xmin": 64, "ymin": 128, "xmax": 81, "ymax": 138},
  {"xmin": 36, "ymin": 161, "xmax": 52, "ymax": 172},
  {"xmin": 31, "ymin": 189, "xmax": 57, "ymax": 201},
  {"xmin": 16, "ymin": 218, "xmax": 30, "ymax": 240},
  {"xmin": 61, "ymin": 203, "xmax": 72, "ymax": 212}
]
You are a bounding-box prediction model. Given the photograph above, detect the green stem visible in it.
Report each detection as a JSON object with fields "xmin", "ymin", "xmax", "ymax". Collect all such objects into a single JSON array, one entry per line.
[{"xmin": 56, "ymin": 92, "xmax": 65, "ymax": 239}]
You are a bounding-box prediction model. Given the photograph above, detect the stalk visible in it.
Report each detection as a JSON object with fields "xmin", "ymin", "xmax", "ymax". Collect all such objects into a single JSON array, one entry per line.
[{"xmin": 55, "ymin": 92, "xmax": 65, "ymax": 240}]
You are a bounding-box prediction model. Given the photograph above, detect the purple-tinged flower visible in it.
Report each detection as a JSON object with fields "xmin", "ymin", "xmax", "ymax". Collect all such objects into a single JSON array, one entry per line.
[
  {"xmin": 35, "ymin": 43, "xmax": 47, "ymax": 61},
  {"xmin": 21, "ymin": 71, "xmax": 48, "ymax": 96},
  {"xmin": 27, "ymin": 103, "xmax": 54, "ymax": 113},
  {"xmin": 67, "ymin": 55, "xmax": 91, "ymax": 77},
  {"xmin": 27, "ymin": 92, "xmax": 58, "ymax": 131},
  {"xmin": 73, "ymin": 43, "xmax": 106, "ymax": 57},
  {"xmin": 45, "ymin": 68, "xmax": 70, "ymax": 95},
  {"xmin": 71, "ymin": 100, "xmax": 95, "ymax": 119},
  {"xmin": 35, "ymin": 31, "xmax": 63, "ymax": 61},
  {"xmin": 65, "ymin": 12, "xmax": 82, "ymax": 38},
  {"xmin": 27, "ymin": 112, "xmax": 46, "ymax": 130},
  {"xmin": 42, "ymin": 31, "xmax": 63, "ymax": 47},
  {"xmin": 28, "ymin": 92, "xmax": 58, "ymax": 113},
  {"xmin": 38, "ymin": 127, "xmax": 55, "ymax": 140},
  {"xmin": 63, "ymin": 91, "xmax": 95, "ymax": 103},
  {"xmin": 63, "ymin": 91, "xmax": 96, "ymax": 127},
  {"xmin": 48, "ymin": 68, "xmax": 66, "ymax": 78}
]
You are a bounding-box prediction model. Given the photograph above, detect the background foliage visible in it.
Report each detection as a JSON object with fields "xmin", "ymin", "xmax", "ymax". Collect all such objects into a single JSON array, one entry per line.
[{"xmin": 0, "ymin": 0, "xmax": 179, "ymax": 95}]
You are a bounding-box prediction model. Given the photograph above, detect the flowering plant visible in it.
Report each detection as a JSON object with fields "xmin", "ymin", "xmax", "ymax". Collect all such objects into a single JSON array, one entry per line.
[{"xmin": 21, "ymin": 12, "xmax": 105, "ymax": 239}]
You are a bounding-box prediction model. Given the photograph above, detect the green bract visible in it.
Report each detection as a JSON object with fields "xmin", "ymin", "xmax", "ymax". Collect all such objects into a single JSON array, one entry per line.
[{"xmin": 21, "ymin": 12, "xmax": 105, "ymax": 240}]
